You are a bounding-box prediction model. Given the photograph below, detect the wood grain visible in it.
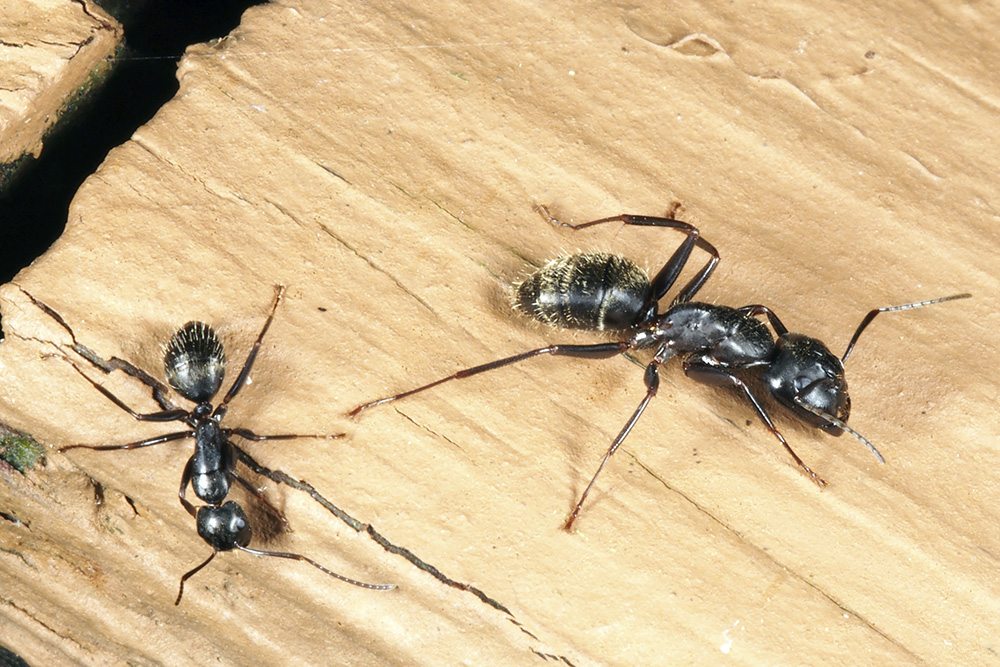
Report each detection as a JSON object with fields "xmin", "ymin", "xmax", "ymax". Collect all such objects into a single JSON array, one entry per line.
[{"xmin": 1, "ymin": 1, "xmax": 997, "ymax": 664}]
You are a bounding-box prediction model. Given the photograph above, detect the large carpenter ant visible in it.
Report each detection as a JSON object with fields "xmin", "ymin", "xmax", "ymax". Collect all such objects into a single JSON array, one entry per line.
[
  {"xmin": 350, "ymin": 209, "xmax": 969, "ymax": 530},
  {"xmin": 28, "ymin": 286, "xmax": 393, "ymax": 602}
]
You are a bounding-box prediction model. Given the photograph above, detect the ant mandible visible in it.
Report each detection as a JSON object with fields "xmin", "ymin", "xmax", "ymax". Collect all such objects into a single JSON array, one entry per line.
[
  {"xmin": 350, "ymin": 209, "xmax": 970, "ymax": 531},
  {"xmin": 28, "ymin": 286, "xmax": 393, "ymax": 603}
]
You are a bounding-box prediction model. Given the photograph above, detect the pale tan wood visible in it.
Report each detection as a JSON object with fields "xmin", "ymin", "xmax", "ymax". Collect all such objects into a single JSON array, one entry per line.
[
  {"xmin": 0, "ymin": 0, "xmax": 997, "ymax": 664},
  {"xmin": 0, "ymin": 0, "xmax": 121, "ymax": 165}
]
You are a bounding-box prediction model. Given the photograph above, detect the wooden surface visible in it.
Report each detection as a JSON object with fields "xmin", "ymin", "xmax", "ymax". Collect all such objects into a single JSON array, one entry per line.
[
  {"xmin": 1, "ymin": 0, "xmax": 998, "ymax": 664},
  {"xmin": 0, "ymin": 0, "xmax": 120, "ymax": 167}
]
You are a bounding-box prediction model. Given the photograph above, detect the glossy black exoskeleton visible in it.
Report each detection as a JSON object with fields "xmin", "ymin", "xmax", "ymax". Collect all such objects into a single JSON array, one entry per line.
[
  {"xmin": 177, "ymin": 500, "xmax": 391, "ymax": 605},
  {"xmin": 517, "ymin": 253, "xmax": 661, "ymax": 331},
  {"xmin": 58, "ymin": 289, "xmax": 304, "ymax": 522},
  {"xmin": 38, "ymin": 286, "xmax": 393, "ymax": 602},
  {"xmin": 755, "ymin": 295, "xmax": 971, "ymax": 442},
  {"xmin": 350, "ymin": 209, "xmax": 970, "ymax": 530},
  {"xmin": 516, "ymin": 205, "xmax": 720, "ymax": 331}
]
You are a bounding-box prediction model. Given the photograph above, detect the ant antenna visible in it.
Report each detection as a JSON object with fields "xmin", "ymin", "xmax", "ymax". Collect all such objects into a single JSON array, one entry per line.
[
  {"xmin": 793, "ymin": 397, "xmax": 885, "ymax": 463},
  {"xmin": 175, "ymin": 545, "xmax": 395, "ymax": 605},
  {"xmin": 177, "ymin": 553, "xmax": 217, "ymax": 605},
  {"xmin": 237, "ymin": 546, "xmax": 396, "ymax": 590},
  {"xmin": 841, "ymin": 293, "xmax": 971, "ymax": 364}
]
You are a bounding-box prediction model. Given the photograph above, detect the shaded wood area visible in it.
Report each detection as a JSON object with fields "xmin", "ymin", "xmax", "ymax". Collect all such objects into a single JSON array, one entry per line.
[{"xmin": 0, "ymin": 0, "xmax": 120, "ymax": 168}]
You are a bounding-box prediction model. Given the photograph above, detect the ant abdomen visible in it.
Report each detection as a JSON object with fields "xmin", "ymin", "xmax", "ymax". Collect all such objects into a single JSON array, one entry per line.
[
  {"xmin": 516, "ymin": 253, "xmax": 653, "ymax": 331},
  {"xmin": 164, "ymin": 321, "xmax": 226, "ymax": 404}
]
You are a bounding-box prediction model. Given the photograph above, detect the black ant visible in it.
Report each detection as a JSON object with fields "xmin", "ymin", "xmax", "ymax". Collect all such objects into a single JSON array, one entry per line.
[
  {"xmin": 350, "ymin": 209, "xmax": 970, "ymax": 530},
  {"xmin": 28, "ymin": 286, "xmax": 393, "ymax": 603}
]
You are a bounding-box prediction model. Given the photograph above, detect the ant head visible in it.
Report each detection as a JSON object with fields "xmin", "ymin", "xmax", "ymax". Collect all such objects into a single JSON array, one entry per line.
[
  {"xmin": 164, "ymin": 322, "xmax": 226, "ymax": 404},
  {"xmin": 196, "ymin": 500, "xmax": 252, "ymax": 552},
  {"xmin": 763, "ymin": 334, "xmax": 850, "ymax": 434}
]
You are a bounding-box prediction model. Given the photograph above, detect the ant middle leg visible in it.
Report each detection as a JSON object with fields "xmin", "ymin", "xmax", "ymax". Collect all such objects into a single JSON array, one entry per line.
[
  {"xmin": 49, "ymin": 353, "xmax": 194, "ymax": 454},
  {"xmin": 61, "ymin": 431, "xmax": 192, "ymax": 455},
  {"xmin": 228, "ymin": 428, "xmax": 345, "ymax": 443},
  {"xmin": 682, "ymin": 358, "xmax": 827, "ymax": 487},
  {"xmin": 739, "ymin": 304, "xmax": 790, "ymax": 337},
  {"xmin": 564, "ymin": 356, "xmax": 666, "ymax": 531}
]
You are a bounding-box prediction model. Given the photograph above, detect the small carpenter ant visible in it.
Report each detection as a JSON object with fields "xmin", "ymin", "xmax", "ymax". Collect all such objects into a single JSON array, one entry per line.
[
  {"xmin": 30, "ymin": 286, "xmax": 393, "ymax": 602},
  {"xmin": 351, "ymin": 210, "xmax": 970, "ymax": 530}
]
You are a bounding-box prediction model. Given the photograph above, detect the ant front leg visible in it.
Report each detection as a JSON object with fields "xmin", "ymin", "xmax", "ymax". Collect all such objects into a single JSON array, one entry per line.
[
  {"xmin": 178, "ymin": 458, "xmax": 199, "ymax": 518},
  {"xmin": 224, "ymin": 428, "xmax": 345, "ymax": 527},
  {"xmin": 534, "ymin": 205, "xmax": 720, "ymax": 305},
  {"xmin": 682, "ymin": 357, "xmax": 827, "ymax": 487}
]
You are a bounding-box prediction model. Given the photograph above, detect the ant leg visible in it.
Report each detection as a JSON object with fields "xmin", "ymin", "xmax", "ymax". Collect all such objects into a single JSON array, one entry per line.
[
  {"xmin": 102, "ymin": 357, "xmax": 178, "ymax": 411},
  {"xmin": 60, "ymin": 430, "xmax": 192, "ymax": 454},
  {"xmin": 230, "ymin": 472, "xmax": 290, "ymax": 529},
  {"xmin": 564, "ymin": 359, "xmax": 663, "ymax": 531},
  {"xmin": 232, "ymin": 446, "xmax": 364, "ymax": 532},
  {"xmin": 176, "ymin": 551, "xmax": 216, "ymax": 605},
  {"xmin": 220, "ymin": 285, "xmax": 286, "ymax": 407},
  {"xmin": 228, "ymin": 428, "xmax": 345, "ymax": 442},
  {"xmin": 841, "ymin": 293, "xmax": 971, "ymax": 364},
  {"xmin": 236, "ymin": 545, "xmax": 394, "ymax": 590},
  {"xmin": 682, "ymin": 359, "xmax": 827, "ymax": 487},
  {"xmin": 20, "ymin": 287, "xmax": 180, "ymax": 411},
  {"xmin": 215, "ymin": 440, "xmax": 290, "ymax": 529},
  {"xmin": 349, "ymin": 342, "xmax": 629, "ymax": 418},
  {"xmin": 179, "ymin": 458, "xmax": 198, "ymax": 517},
  {"xmin": 16, "ymin": 287, "xmax": 111, "ymax": 370},
  {"xmin": 739, "ymin": 304, "xmax": 789, "ymax": 336},
  {"xmin": 534, "ymin": 206, "xmax": 720, "ymax": 304},
  {"xmin": 55, "ymin": 356, "xmax": 188, "ymax": 422},
  {"xmin": 226, "ymin": 430, "xmax": 343, "ymax": 527}
]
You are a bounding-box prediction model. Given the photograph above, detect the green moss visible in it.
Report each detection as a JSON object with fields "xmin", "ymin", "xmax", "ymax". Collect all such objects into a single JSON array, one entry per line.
[
  {"xmin": 0, "ymin": 424, "xmax": 45, "ymax": 473},
  {"xmin": 56, "ymin": 42, "xmax": 123, "ymax": 121}
]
